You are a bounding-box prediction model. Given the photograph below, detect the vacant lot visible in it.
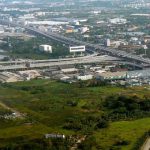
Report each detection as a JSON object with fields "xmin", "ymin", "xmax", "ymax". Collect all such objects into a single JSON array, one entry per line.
[{"xmin": 0, "ymin": 79, "xmax": 150, "ymax": 149}]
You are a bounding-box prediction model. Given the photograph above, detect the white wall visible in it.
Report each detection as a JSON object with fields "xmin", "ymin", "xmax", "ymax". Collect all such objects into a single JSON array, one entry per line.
[
  {"xmin": 39, "ymin": 45, "xmax": 52, "ymax": 53},
  {"xmin": 77, "ymin": 74, "xmax": 93, "ymax": 81}
]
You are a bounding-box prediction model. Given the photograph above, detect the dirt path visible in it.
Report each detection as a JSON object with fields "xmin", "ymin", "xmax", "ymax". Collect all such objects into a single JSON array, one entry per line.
[
  {"xmin": 0, "ymin": 101, "xmax": 24, "ymax": 118},
  {"xmin": 141, "ymin": 138, "xmax": 150, "ymax": 150}
]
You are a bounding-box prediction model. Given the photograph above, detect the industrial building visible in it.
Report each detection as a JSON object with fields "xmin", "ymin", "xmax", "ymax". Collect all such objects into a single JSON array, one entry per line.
[
  {"xmin": 127, "ymin": 69, "xmax": 150, "ymax": 79},
  {"xmin": 18, "ymin": 70, "xmax": 41, "ymax": 80},
  {"xmin": 0, "ymin": 72, "xmax": 23, "ymax": 83},
  {"xmin": 60, "ymin": 65, "xmax": 78, "ymax": 74},
  {"xmin": 96, "ymin": 71, "xmax": 127, "ymax": 81},
  {"xmin": 39, "ymin": 45, "xmax": 52, "ymax": 53},
  {"xmin": 95, "ymin": 69, "xmax": 150, "ymax": 86},
  {"xmin": 77, "ymin": 74, "xmax": 93, "ymax": 81},
  {"xmin": 61, "ymin": 68, "xmax": 78, "ymax": 74},
  {"xmin": 109, "ymin": 18, "xmax": 127, "ymax": 24}
]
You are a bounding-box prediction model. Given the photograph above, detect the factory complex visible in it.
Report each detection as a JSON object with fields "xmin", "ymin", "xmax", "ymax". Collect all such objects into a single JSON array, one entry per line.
[{"xmin": 0, "ymin": 62, "xmax": 150, "ymax": 87}]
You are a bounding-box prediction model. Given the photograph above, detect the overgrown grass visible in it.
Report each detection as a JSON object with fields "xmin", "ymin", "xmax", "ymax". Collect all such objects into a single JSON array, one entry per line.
[
  {"xmin": 0, "ymin": 79, "xmax": 150, "ymax": 149},
  {"xmin": 95, "ymin": 118, "xmax": 150, "ymax": 150}
]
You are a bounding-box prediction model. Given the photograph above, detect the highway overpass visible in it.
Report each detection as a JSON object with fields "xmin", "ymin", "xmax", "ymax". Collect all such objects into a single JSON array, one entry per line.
[
  {"xmin": 0, "ymin": 19, "xmax": 150, "ymax": 68},
  {"xmin": 0, "ymin": 55, "xmax": 122, "ymax": 71},
  {"xmin": 24, "ymin": 23, "xmax": 150, "ymax": 65}
]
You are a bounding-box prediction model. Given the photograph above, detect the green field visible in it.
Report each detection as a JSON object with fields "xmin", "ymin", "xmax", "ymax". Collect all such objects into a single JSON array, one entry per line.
[
  {"xmin": 0, "ymin": 79, "xmax": 150, "ymax": 149},
  {"xmin": 95, "ymin": 118, "xmax": 150, "ymax": 150}
]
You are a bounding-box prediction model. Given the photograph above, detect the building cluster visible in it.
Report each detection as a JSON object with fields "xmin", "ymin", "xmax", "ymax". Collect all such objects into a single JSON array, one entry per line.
[
  {"xmin": 0, "ymin": 0, "xmax": 149, "ymax": 88},
  {"xmin": 124, "ymin": 1, "xmax": 150, "ymax": 8},
  {"xmin": 0, "ymin": 70, "xmax": 41, "ymax": 83},
  {"xmin": 0, "ymin": 0, "xmax": 149, "ymax": 60},
  {"xmin": 0, "ymin": 62, "xmax": 150, "ymax": 87},
  {"xmin": 105, "ymin": 34, "xmax": 149, "ymax": 56}
]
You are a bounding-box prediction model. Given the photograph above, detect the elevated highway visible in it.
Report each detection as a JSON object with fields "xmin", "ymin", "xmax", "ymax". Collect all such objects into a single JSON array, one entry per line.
[
  {"xmin": 24, "ymin": 24, "xmax": 150, "ymax": 65},
  {"xmin": 0, "ymin": 55, "xmax": 122, "ymax": 71},
  {"xmin": 0, "ymin": 19, "xmax": 149, "ymax": 70},
  {"xmin": 0, "ymin": 53, "xmax": 98, "ymax": 65},
  {"xmin": 28, "ymin": 30, "xmax": 150, "ymax": 65}
]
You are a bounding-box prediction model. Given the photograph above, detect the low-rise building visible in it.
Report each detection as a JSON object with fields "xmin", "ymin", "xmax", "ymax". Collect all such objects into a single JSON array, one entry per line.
[
  {"xmin": 45, "ymin": 134, "xmax": 65, "ymax": 139},
  {"xmin": 109, "ymin": 18, "xmax": 127, "ymax": 24},
  {"xmin": 95, "ymin": 70, "xmax": 106, "ymax": 74},
  {"xmin": 77, "ymin": 74, "xmax": 93, "ymax": 81},
  {"xmin": 18, "ymin": 70, "xmax": 41, "ymax": 80},
  {"xmin": 61, "ymin": 68, "xmax": 78, "ymax": 74},
  {"xmin": 0, "ymin": 72, "xmax": 23, "ymax": 83},
  {"xmin": 80, "ymin": 27, "xmax": 89, "ymax": 34},
  {"xmin": 66, "ymin": 29, "xmax": 74, "ymax": 33},
  {"xmin": 39, "ymin": 45, "xmax": 52, "ymax": 53},
  {"xmin": 127, "ymin": 69, "xmax": 150, "ymax": 79},
  {"xmin": 96, "ymin": 71, "xmax": 127, "ymax": 81},
  {"xmin": 105, "ymin": 65, "xmax": 116, "ymax": 71},
  {"xmin": 60, "ymin": 65, "xmax": 78, "ymax": 74},
  {"xmin": 144, "ymin": 36, "xmax": 150, "ymax": 43},
  {"xmin": 90, "ymin": 66, "xmax": 102, "ymax": 72}
]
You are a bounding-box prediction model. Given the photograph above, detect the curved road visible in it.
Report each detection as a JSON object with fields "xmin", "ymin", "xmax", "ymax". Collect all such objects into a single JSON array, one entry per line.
[{"xmin": 0, "ymin": 19, "xmax": 150, "ymax": 66}]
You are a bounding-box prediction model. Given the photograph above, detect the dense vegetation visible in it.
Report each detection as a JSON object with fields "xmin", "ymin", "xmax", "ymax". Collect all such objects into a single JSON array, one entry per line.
[
  {"xmin": 0, "ymin": 37, "xmax": 69, "ymax": 60},
  {"xmin": 0, "ymin": 80, "xmax": 150, "ymax": 149},
  {"xmin": 104, "ymin": 95, "xmax": 150, "ymax": 120}
]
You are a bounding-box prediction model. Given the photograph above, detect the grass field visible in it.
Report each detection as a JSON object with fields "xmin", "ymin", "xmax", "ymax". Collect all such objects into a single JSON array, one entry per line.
[
  {"xmin": 0, "ymin": 79, "xmax": 150, "ymax": 149},
  {"xmin": 95, "ymin": 118, "xmax": 150, "ymax": 150}
]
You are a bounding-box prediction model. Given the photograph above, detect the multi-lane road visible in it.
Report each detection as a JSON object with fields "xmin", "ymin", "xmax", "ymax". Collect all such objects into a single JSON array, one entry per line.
[
  {"xmin": 24, "ymin": 22, "xmax": 150, "ymax": 65},
  {"xmin": 0, "ymin": 19, "xmax": 149, "ymax": 71},
  {"xmin": 0, "ymin": 55, "xmax": 121, "ymax": 71}
]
